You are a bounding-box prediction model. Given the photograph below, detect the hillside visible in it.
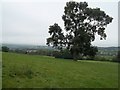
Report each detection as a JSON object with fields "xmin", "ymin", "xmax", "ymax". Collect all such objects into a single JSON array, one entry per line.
[{"xmin": 2, "ymin": 52, "xmax": 118, "ymax": 88}]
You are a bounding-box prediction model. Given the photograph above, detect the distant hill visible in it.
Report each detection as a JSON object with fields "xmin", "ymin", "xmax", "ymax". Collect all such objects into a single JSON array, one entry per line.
[
  {"xmin": 1, "ymin": 43, "xmax": 54, "ymax": 50},
  {"xmin": 1, "ymin": 43, "xmax": 118, "ymax": 56},
  {"xmin": 98, "ymin": 47, "xmax": 118, "ymax": 56}
]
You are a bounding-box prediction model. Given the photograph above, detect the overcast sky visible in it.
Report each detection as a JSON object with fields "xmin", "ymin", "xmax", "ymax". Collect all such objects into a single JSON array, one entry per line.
[{"xmin": 1, "ymin": 0, "xmax": 119, "ymax": 47}]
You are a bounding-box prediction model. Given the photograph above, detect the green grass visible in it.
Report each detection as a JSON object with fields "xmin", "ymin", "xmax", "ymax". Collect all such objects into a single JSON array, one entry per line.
[
  {"xmin": 0, "ymin": 52, "xmax": 2, "ymax": 89},
  {"xmin": 2, "ymin": 52, "xmax": 118, "ymax": 88}
]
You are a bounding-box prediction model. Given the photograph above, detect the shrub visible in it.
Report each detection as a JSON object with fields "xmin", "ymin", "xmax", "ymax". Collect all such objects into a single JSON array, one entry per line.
[
  {"xmin": 111, "ymin": 51, "xmax": 120, "ymax": 62},
  {"xmin": 112, "ymin": 56, "xmax": 119, "ymax": 62},
  {"xmin": 2, "ymin": 46, "xmax": 9, "ymax": 52},
  {"xmin": 53, "ymin": 49, "xmax": 73, "ymax": 59},
  {"xmin": 61, "ymin": 49, "xmax": 73, "ymax": 59},
  {"xmin": 53, "ymin": 51, "xmax": 63, "ymax": 58}
]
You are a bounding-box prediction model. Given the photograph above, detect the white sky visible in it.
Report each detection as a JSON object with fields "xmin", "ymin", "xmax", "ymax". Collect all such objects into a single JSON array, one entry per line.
[{"xmin": 0, "ymin": 0, "xmax": 119, "ymax": 47}]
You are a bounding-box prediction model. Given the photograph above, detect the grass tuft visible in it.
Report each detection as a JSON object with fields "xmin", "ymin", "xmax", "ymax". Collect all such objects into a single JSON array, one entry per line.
[{"xmin": 9, "ymin": 65, "xmax": 34, "ymax": 79}]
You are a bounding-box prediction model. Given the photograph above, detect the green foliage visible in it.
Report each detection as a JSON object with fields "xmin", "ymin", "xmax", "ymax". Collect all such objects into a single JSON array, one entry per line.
[
  {"xmin": 53, "ymin": 49, "xmax": 73, "ymax": 59},
  {"xmin": 46, "ymin": 23, "xmax": 65, "ymax": 50},
  {"xmin": 2, "ymin": 46, "xmax": 9, "ymax": 52},
  {"xmin": 3, "ymin": 52, "xmax": 118, "ymax": 88},
  {"xmin": 11, "ymin": 49, "xmax": 54, "ymax": 56},
  {"xmin": 37, "ymin": 49, "xmax": 54, "ymax": 56},
  {"xmin": 84, "ymin": 46, "xmax": 98, "ymax": 59},
  {"xmin": 105, "ymin": 50, "xmax": 120, "ymax": 62},
  {"xmin": 112, "ymin": 56, "xmax": 118, "ymax": 62},
  {"xmin": 53, "ymin": 51, "xmax": 63, "ymax": 58},
  {"xmin": 117, "ymin": 50, "xmax": 120, "ymax": 62},
  {"xmin": 14, "ymin": 49, "xmax": 26, "ymax": 54},
  {"xmin": 47, "ymin": 1, "xmax": 113, "ymax": 60},
  {"xmin": 111, "ymin": 51, "xmax": 120, "ymax": 62},
  {"xmin": 61, "ymin": 49, "xmax": 73, "ymax": 59}
]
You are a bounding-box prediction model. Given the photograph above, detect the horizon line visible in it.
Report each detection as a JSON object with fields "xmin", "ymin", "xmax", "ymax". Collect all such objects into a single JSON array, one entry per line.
[{"xmin": 0, "ymin": 43, "xmax": 119, "ymax": 47}]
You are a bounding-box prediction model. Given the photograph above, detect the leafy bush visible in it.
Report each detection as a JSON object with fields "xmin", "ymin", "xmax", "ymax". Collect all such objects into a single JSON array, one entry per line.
[
  {"xmin": 111, "ymin": 51, "xmax": 120, "ymax": 62},
  {"xmin": 53, "ymin": 49, "xmax": 73, "ymax": 59},
  {"xmin": 112, "ymin": 56, "xmax": 119, "ymax": 62},
  {"xmin": 37, "ymin": 49, "xmax": 53, "ymax": 56},
  {"xmin": 2, "ymin": 46, "xmax": 9, "ymax": 52},
  {"xmin": 53, "ymin": 51, "xmax": 63, "ymax": 58}
]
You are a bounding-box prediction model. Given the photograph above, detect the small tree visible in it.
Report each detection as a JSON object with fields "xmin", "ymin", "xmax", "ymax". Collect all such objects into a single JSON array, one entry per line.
[
  {"xmin": 2, "ymin": 46, "xmax": 9, "ymax": 52},
  {"xmin": 47, "ymin": 1, "xmax": 113, "ymax": 60}
]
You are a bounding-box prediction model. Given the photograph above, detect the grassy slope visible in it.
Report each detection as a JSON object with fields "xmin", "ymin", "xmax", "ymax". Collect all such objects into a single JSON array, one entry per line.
[
  {"xmin": 2, "ymin": 52, "xmax": 118, "ymax": 88},
  {"xmin": 0, "ymin": 52, "xmax": 2, "ymax": 89}
]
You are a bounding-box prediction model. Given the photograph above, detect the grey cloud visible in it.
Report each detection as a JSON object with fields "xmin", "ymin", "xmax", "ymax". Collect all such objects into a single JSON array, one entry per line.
[{"xmin": 1, "ymin": 1, "xmax": 118, "ymax": 46}]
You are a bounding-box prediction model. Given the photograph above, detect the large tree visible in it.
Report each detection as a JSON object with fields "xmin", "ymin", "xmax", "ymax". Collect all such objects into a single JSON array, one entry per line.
[{"xmin": 47, "ymin": 1, "xmax": 113, "ymax": 60}]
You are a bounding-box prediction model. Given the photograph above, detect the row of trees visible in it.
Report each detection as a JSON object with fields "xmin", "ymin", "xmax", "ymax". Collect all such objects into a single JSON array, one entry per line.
[
  {"xmin": 46, "ymin": 1, "xmax": 113, "ymax": 60},
  {"xmin": 1, "ymin": 46, "xmax": 54, "ymax": 56}
]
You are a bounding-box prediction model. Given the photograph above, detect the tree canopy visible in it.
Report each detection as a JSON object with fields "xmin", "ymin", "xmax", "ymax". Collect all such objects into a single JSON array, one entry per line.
[{"xmin": 47, "ymin": 1, "xmax": 113, "ymax": 60}]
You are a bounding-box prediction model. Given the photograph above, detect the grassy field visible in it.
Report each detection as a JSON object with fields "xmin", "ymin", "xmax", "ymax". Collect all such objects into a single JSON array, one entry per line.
[
  {"xmin": 0, "ymin": 52, "xmax": 2, "ymax": 89},
  {"xmin": 2, "ymin": 52, "xmax": 118, "ymax": 88}
]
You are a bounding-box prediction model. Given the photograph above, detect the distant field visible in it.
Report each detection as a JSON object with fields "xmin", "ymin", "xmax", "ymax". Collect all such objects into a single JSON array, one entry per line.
[{"xmin": 2, "ymin": 52, "xmax": 118, "ymax": 88}]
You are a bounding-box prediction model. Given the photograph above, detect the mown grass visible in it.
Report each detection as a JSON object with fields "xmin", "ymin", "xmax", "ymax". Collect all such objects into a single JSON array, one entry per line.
[{"xmin": 2, "ymin": 52, "xmax": 118, "ymax": 88}]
